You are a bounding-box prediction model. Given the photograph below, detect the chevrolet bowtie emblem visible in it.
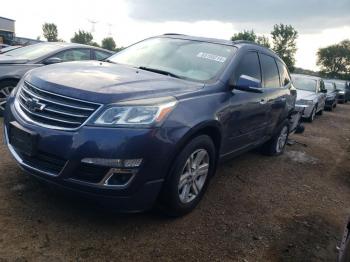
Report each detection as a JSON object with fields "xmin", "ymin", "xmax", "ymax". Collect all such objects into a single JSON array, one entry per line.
[{"xmin": 26, "ymin": 98, "xmax": 46, "ymax": 112}]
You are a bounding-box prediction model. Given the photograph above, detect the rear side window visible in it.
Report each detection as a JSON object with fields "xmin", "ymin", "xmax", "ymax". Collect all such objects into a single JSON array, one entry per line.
[
  {"xmin": 235, "ymin": 52, "xmax": 261, "ymax": 82},
  {"xmin": 276, "ymin": 60, "xmax": 291, "ymax": 86},
  {"xmin": 94, "ymin": 50, "xmax": 112, "ymax": 61},
  {"xmin": 55, "ymin": 49, "xmax": 91, "ymax": 62},
  {"xmin": 260, "ymin": 54, "xmax": 280, "ymax": 88}
]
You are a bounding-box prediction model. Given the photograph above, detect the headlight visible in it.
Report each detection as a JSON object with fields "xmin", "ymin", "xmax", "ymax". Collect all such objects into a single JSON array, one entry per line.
[
  {"xmin": 296, "ymin": 99, "xmax": 313, "ymax": 105},
  {"xmin": 339, "ymin": 90, "xmax": 345, "ymax": 94},
  {"xmin": 91, "ymin": 97, "xmax": 177, "ymax": 127}
]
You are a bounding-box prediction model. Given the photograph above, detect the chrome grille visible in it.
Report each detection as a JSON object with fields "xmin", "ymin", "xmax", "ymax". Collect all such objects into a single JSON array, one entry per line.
[{"xmin": 16, "ymin": 82, "xmax": 102, "ymax": 130}]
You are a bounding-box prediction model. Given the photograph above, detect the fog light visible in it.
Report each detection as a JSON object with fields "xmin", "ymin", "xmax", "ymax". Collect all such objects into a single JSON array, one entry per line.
[
  {"xmin": 81, "ymin": 158, "xmax": 143, "ymax": 168},
  {"xmin": 103, "ymin": 168, "xmax": 134, "ymax": 186}
]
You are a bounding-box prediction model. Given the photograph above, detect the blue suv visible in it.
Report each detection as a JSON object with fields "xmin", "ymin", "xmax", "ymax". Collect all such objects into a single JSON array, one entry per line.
[{"xmin": 4, "ymin": 35, "xmax": 296, "ymax": 216}]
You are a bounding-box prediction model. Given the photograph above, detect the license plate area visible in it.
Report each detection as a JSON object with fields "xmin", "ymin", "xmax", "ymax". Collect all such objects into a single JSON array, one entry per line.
[{"xmin": 9, "ymin": 121, "xmax": 38, "ymax": 157}]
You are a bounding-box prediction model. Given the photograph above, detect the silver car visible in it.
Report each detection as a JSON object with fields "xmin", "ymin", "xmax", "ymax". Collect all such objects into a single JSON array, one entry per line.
[{"xmin": 291, "ymin": 74, "xmax": 327, "ymax": 122}]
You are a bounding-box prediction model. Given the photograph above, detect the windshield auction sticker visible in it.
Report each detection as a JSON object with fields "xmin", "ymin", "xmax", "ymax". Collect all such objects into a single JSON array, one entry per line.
[{"xmin": 197, "ymin": 52, "xmax": 227, "ymax": 63}]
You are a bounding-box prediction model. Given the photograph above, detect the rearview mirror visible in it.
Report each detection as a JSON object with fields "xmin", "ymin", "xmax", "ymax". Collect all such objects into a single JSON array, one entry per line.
[
  {"xmin": 44, "ymin": 57, "xmax": 62, "ymax": 65},
  {"xmin": 231, "ymin": 75, "xmax": 263, "ymax": 93}
]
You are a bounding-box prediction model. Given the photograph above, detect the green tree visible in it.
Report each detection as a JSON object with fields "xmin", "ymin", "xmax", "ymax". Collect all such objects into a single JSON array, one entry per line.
[
  {"xmin": 102, "ymin": 37, "xmax": 116, "ymax": 51},
  {"xmin": 231, "ymin": 30, "xmax": 257, "ymax": 42},
  {"xmin": 71, "ymin": 30, "xmax": 94, "ymax": 45},
  {"xmin": 231, "ymin": 30, "xmax": 270, "ymax": 48},
  {"xmin": 42, "ymin": 23, "xmax": 58, "ymax": 42},
  {"xmin": 317, "ymin": 40, "xmax": 350, "ymax": 78},
  {"xmin": 256, "ymin": 35, "xmax": 271, "ymax": 48},
  {"xmin": 271, "ymin": 24, "xmax": 298, "ymax": 72}
]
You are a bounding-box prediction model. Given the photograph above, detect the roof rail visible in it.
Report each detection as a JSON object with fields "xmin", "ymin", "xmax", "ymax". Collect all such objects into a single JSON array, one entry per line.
[
  {"xmin": 231, "ymin": 40, "xmax": 264, "ymax": 46},
  {"xmin": 163, "ymin": 33, "xmax": 187, "ymax": 36}
]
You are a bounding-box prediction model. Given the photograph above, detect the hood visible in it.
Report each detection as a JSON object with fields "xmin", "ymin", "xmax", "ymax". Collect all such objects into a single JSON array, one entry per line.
[
  {"xmin": 296, "ymin": 90, "xmax": 316, "ymax": 100},
  {"xmin": 0, "ymin": 55, "xmax": 29, "ymax": 64},
  {"xmin": 25, "ymin": 61, "xmax": 204, "ymax": 104}
]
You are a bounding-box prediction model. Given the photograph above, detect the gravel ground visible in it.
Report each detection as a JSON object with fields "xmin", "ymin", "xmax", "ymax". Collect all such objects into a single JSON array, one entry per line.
[{"xmin": 0, "ymin": 104, "xmax": 350, "ymax": 261}]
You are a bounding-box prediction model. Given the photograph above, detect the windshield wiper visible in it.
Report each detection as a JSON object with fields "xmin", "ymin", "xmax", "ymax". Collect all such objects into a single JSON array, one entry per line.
[{"xmin": 138, "ymin": 66, "xmax": 181, "ymax": 79}]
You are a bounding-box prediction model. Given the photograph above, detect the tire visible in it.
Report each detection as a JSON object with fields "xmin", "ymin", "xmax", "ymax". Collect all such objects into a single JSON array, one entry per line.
[
  {"xmin": 307, "ymin": 106, "xmax": 316, "ymax": 123},
  {"xmin": 0, "ymin": 79, "xmax": 18, "ymax": 116},
  {"xmin": 159, "ymin": 135, "xmax": 216, "ymax": 217},
  {"xmin": 334, "ymin": 102, "xmax": 337, "ymax": 108},
  {"xmin": 261, "ymin": 120, "xmax": 289, "ymax": 156}
]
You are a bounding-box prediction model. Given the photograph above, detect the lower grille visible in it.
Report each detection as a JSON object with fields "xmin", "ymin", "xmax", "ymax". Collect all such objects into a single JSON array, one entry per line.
[
  {"xmin": 72, "ymin": 164, "xmax": 109, "ymax": 183},
  {"xmin": 17, "ymin": 150, "xmax": 66, "ymax": 175}
]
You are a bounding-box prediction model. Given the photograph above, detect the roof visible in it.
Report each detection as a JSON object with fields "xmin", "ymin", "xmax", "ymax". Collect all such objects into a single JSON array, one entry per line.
[
  {"xmin": 33, "ymin": 42, "xmax": 114, "ymax": 53},
  {"xmin": 0, "ymin": 16, "xmax": 15, "ymax": 22},
  {"xmin": 291, "ymin": 73, "xmax": 322, "ymax": 81}
]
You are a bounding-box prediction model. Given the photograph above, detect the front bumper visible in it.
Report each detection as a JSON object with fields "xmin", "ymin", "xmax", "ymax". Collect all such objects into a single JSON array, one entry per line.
[
  {"xmin": 4, "ymin": 98, "xmax": 179, "ymax": 212},
  {"xmin": 338, "ymin": 94, "xmax": 346, "ymax": 102},
  {"xmin": 295, "ymin": 104, "xmax": 313, "ymax": 118}
]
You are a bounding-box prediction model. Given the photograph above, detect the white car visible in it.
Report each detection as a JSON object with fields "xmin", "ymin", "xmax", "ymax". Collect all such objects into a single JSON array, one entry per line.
[{"xmin": 291, "ymin": 74, "xmax": 327, "ymax": 122}]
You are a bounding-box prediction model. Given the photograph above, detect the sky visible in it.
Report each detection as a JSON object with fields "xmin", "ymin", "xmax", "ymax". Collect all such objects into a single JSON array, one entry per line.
[{"xmin": 1, "ymin": 0, "xmax": 350, "ymax": 71}]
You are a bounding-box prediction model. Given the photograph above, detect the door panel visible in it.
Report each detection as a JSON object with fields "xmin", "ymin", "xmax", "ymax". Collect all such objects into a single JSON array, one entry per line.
[
  {"xmin": 225, "ymin": 90, "xmax": 269, "ymax": 152},
  {"xmin": 222, "ymin": 51, "xmax": 269, "ymax": 155}
]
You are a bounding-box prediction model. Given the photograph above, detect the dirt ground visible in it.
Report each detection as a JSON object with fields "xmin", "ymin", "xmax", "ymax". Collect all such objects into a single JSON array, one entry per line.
[{"xmin": 0, "ymin": 104, "xmax": 350, "ymax": 262}]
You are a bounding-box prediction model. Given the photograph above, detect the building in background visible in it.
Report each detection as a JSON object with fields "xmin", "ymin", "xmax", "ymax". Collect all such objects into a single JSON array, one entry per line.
[{"xmin": 0, "ymin": 16, "xmax": 15, "ymax": 44}]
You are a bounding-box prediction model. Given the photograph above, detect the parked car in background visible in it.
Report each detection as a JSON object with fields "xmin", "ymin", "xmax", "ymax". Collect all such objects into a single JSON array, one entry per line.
[
  {"xmin": 323, "ymin": 79, "xmax": 338, "ymax": 110},
  {"xmin": 291, "ymin": 74, "xmax": 327, "ymax": 122},
  {"xmin": 0, "ymin": 42, "xmax": 114, "ymax": 115},
  {"xmin": 4, "ymin": 35, "xmax": 297, "ymax": 216},
  {"xmin": 334, "ymin": 80, "xmax": 350, "ymax": 103},
  {"xmin": 0, "ymin": 45, "xmax": 22, "ymax": 54},
  {"xmin": 338, "ymin": 217, "xmax": 350, "ymax": 262},
  {"xmin": 0, "ymin": 44, "xmax": 9, "ymax": 49}
]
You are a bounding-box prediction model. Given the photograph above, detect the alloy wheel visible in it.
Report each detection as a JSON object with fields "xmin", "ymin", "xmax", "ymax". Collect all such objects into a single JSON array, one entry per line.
[
  {"xmin": 0, "ymin": 86, "xmax": 14, "ymax": 112},
  {"xmin": 178, "ymin": 149, "xmax": 209, "ymax": 204},
  {"xmin": 276, "ymin": 126, "xmax": 288, "ymax": 153}
]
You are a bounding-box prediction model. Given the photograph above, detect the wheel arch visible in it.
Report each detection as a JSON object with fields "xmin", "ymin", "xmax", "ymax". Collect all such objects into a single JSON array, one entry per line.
[{"xmin": 165, "ymin": 121, "xmax": 223, "ymax": 180}]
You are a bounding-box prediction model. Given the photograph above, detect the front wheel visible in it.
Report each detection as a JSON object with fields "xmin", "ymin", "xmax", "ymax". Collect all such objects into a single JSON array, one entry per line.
[
  {"xmin": 159, "ymin": 135, "xmax": 216, "ymax": 217},
  {"xmin": 261, "ymin": 121, "xmax": 289, "ymax": 156},
  {"xmin": 307, "ymin": 106, "xmax": 316, "ymax": 122},
  {"xmin": 0, "ymin": 80, "xmax": 18, "ymax": 116}
]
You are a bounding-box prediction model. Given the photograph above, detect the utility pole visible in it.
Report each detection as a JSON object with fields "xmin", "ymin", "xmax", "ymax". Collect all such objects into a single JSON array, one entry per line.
[
  {"xmin": 87, "ymin": 19, "xmax": 98, "ymax": 33},
  {"xmin": 107, "ymin": 23, "xmax": 113, "ymax": 36}
]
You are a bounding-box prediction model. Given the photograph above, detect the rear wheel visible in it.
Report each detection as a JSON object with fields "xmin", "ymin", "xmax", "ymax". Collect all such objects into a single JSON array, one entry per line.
[
  {"xmin": 0, "ymin": 80, "xmax": 18, "ymax": 116},
  {"xmin": 261, "ymin": 121, "xmax": 289, "ymax": 156},
  {"xmin": 159, "ymin": 135, "xmax": 216, "ymax": 217}
]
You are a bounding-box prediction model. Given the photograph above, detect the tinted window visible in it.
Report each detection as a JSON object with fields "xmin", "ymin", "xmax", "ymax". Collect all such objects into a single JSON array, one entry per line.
[
  {"xmin": 108, "ymin": 37, "xmax": 236, "ymax": 82},
  {"xmin": 95, "ymin": 50, "xmax": 111, "ymax": 60},
  {"xmin": 55, "ymin": 49, "xmax": 91, "ymax": 62},
  {"xmin": 260, "ymin": 54, "xmax": 280, "ymax": 88},
  {"xmin": 3, "ymin": 43, "xmax": 63, "ymax": 60},
  {"xmin": 235, "ymin": 52, "xmax": 261, "ymax": 82},
  {"xmin": 276, "ymin": 60, "xmax": 291, "ymax": 86}
]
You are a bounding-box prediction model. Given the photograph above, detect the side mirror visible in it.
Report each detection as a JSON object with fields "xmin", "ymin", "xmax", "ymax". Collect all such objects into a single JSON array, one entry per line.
[
  {"xmin": 43, "ymin": 57, "xmax": 62, "ymax": 65},
  {"xmin": 231, "ymin": 75, "xmax": 263, "ymax": 93}
]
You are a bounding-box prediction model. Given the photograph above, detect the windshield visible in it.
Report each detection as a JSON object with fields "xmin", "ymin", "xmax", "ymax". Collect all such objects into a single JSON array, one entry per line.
[
  {"xmin": 108, "ymin": 37, "xmax": 236, "ymax": 82},
  {"xmin": 292, "ymin": 77, "xmax": 317, "ymax": 92},
  {"xmin": 324, "ymin": 81, "xmax": 335, "ymax": 91},
  {"xmin": 335, "ymin": 81, "xmax": 346, "ymax": 90},
  {"xmin": 3, "ymin": 43, "xmax": 62, "ymax": 60}
]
